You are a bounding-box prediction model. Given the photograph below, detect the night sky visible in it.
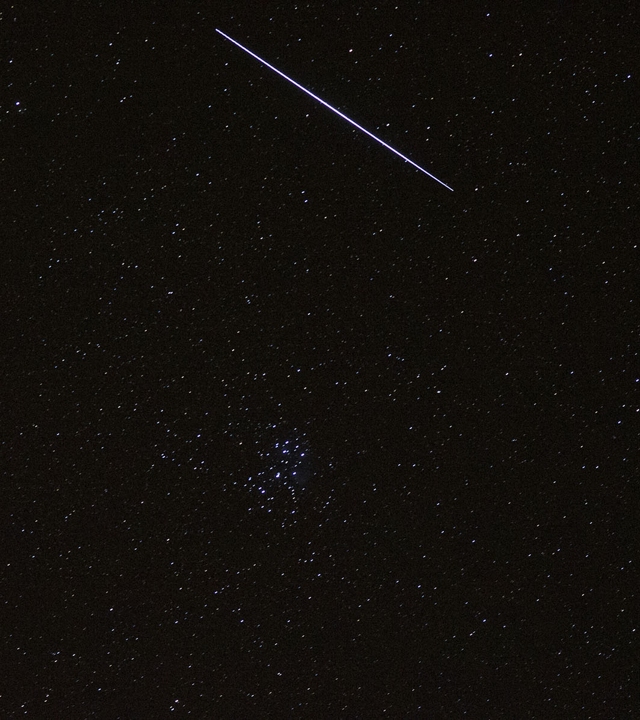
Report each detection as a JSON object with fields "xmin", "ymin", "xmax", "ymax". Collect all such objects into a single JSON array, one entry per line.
[{"xmin": 3, "ymin": 2, "xmax": 638, "ymax": 717}]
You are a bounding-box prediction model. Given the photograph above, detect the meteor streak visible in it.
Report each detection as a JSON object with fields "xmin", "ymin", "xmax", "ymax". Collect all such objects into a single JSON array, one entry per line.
[{"xmin": 216, "ymin": 29, "xmax": 453, "ymax": 191}]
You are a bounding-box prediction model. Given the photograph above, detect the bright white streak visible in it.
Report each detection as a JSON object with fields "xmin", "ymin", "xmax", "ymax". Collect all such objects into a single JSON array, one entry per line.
[{"xmin": 216, "ymin": 29, "xmax": 453, "ymax": 192}]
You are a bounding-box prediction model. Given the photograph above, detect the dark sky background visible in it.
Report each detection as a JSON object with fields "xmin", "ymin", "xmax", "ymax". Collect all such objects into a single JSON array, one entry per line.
[{"xmin": 3, "ymin": 2, "xmax": 638, "ymax": 717}]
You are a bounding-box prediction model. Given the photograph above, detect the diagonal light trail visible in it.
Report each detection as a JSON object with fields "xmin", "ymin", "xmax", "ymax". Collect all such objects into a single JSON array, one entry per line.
[{"xmin": 216, "ymin": 29, "xmax": 453, "ymax": 191}]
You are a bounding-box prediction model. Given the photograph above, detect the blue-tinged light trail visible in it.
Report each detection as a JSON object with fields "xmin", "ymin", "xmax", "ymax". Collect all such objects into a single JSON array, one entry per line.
[{"xmin": 216, "ymin": 29, "xmax": 454, "ymax": 192}]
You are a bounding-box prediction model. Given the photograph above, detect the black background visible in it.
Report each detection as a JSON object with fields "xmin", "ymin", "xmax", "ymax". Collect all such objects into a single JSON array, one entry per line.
[{"xmin": 2, "ymin": 1, "xmax": 638, "ymax": 717}]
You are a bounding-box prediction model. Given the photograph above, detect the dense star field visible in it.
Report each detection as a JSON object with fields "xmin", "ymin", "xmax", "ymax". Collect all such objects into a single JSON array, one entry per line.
[{"xmin": 3, "ymin": 2, "xmax": 638, "ymax": 717}]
